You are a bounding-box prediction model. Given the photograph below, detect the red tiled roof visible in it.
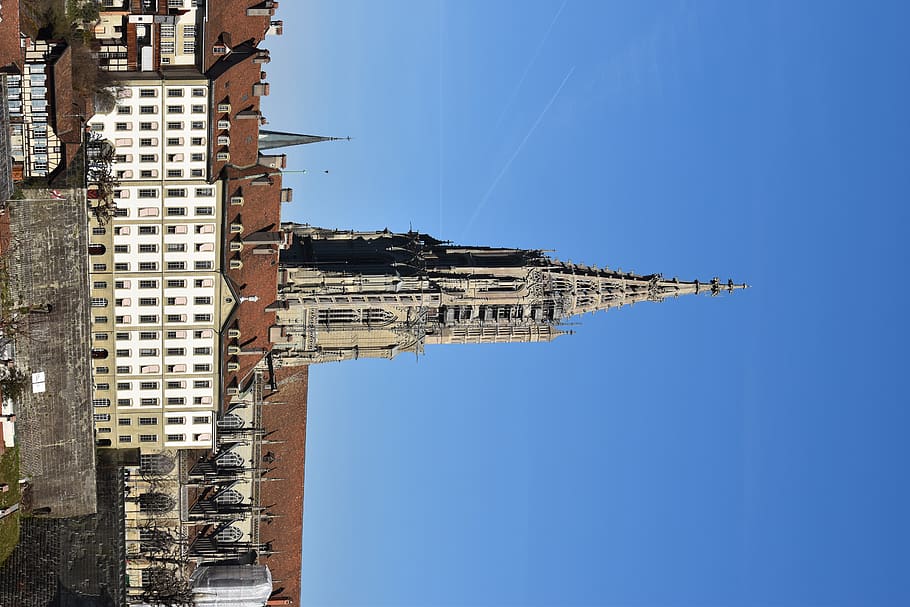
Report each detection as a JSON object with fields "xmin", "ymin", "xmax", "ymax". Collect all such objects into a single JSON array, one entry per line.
[
  {"xmin": 0, "ymin": 1, "xmax": 23, "ymax": 74},
  {"xmin": 259, "ymin": 365, "xmax": 308, "ymax": 606},
  {"xmin": 210, "ymin": 53, "xmax": 267, "ymax": 174},
  {"xmin": 220, "ymin": 165, "xmax": 284, "ymax": 412},
  {"xmin": 203, "ymin": 1, "xmax": 276, "ymax": 72}
]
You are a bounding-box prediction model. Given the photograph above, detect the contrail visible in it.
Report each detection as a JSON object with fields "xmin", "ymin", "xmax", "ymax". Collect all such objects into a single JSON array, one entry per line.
[
  {"xmin": 438, "ymin": 0, "xmax": 445, "ymax": 235},
  {"xmin": 493, "ymin": 0, "xmax": 569, "ymax": 131},
  {"xmin": 464, "ymin": 66, "xmax": 576, "ymax": 235}
]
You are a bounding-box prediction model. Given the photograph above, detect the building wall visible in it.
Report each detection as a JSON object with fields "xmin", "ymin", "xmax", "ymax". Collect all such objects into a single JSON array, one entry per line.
[{"xmin": 87, "ymin": 76, "xmax": 227, "ymax": 451}]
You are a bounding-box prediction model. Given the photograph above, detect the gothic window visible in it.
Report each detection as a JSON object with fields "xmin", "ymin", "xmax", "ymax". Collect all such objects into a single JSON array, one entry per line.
[
  {"xmin": 363, "ymin": 308, "xmax": 396, "ymax": 325},
  {"xmin": 139, "ymin": 492, "xmax": 175, "ymax": 513},
  {"xmin": 214, "ymin": 489, "xmax": 243, "ymax": 505},
  {"xmin": 214, "ymin": 525, "xmax": 242, "ymax": 543},
  {"xmin": 140, "ymin": 453, "xmax": 175, "ymax": 476},
  {"xmin": 216, "ymin": 450, "xmax": 243, "ymax": 468},
  {"xmin": 216, "ymin": 413, "xmax": 243, "ymax": 430}
]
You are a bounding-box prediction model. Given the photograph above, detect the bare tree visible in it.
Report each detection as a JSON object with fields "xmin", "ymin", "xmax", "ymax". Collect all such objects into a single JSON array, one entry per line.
[{"xmin": 85, "ymin": 133, "xmax": 120, "ymax": 225}]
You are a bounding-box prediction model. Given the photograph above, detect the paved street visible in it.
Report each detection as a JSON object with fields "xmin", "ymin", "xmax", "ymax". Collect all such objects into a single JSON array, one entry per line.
[{"xmin": 4, "ymin": 189, "xmax": 96, "ymax": 518}]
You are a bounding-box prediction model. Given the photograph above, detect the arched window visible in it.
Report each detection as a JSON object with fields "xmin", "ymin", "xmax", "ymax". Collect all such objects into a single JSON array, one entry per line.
[
  {"xmin": 214, "ymin": 488, "xmax": 243, "ymax": 505},
  {"xmin": 216, "ymin": 413, "xmax": 243, "ymax": 430},
  {"xmin": 140, "ymin": 453, "xmax": 175, "ymax": 476},
  {"xmin": 215, "ymin": 450, "xmax": 243, "ymax": 468},
  {"xmin": 214, "ymin": 525, "xmax": 242, "ymax": 543},
  {"xmin": 91, "ymin": 348, "xmax": 109, "ymax": 359},
  {"xmin": 88, "ymin": 243, "xmax": 106, "ymax": 255},
  {"xmin": 139, "ymin": 492, "xmax": 175, "ymax": 513},
  {"xmin": 363, "ymin": 308, "xmax": 396, "ymax": 325}
]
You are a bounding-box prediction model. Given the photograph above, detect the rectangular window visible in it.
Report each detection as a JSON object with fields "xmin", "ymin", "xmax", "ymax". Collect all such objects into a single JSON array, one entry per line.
[
  {"xmin": 92, "ymin": 263, "xmax": 107, "ymax": 272},
  {"xmin": 166, "ymin": 243, "xmax": 186, "ymax": 252},
  {"xmin": 95, "ymin": 382, "xmax": 110, "ymax": 390},
  {"xmin": 140, "ymin": 399, "xmax": 158, "ymax": 407},
  {"xmin": 166, "ymin": 187, "xmax": 187, "ymax": 198},
  {"xmin": 194, "ymin": 261, "xmax": 213, "ymax": 271},
  {"xmin": 139, "ymin": 138, "xmax": 154, "ymax": 146},
  {"xmin": 191, "ymin": 121, "xmax": 205, "ymax": 130},
  {"xmin": 166, "ymin": 137, "xmax": 181, "ymax": 146},
  {"xmin": 97, "ymin": 427, "xmax": 111, "ymax": 433},
  {"xmin": 116, "ymin": 349, "xmax": 130, "ymax": 357},
  {"xmin": 92, "ymin": 227, "xmax": 106, "ymax": 236},
  {"xmin": 116, "ymin": 332, "xmax": 129, "ymax": 341},
  {"xmin": 192, "ymin": 88, "xmax": 206, "ymax": 97},
  {"xmin": 117, "ymin": 106, "xmax": 132, "ymax": 115},
  {"xmin": 191, "ymin": 169, "xmax": 204, "ymax": 178},
  {"xmin": 166, "ymin": 348, "xmax": 185, "ymax": 356},
  {"xmin": 166, "ymin": 314, "xmax": 185, "ymax": 323},
  {"xmin": 193, "ymin": 364, "xmax": 211, "ymax": 372},
  {"xmin": 139, "ymin": 382, "xmax": 159, "ymax": 390},
  {"xmin": 166, "ymin": 416, "xmax": 185, "ymax": 425},
  {"xmin": 139, "ymin": 226, "xmax": 158, "ymax": 235},
  {"xmin": 139, "ymin": 153, "xmax": 156, "ymax": 162},
  {"xmin": 139, "ymin": 105, "xmax": 156, "ymax": 115},
  {"xmin": 93, "ymin": 315, "xmax": 109, "ymax": 324},
  {"xmin": 138, "ymin": 299, "xmax": 157, "ymax": 308},
  {"xmin": 166, "ymin": 208, "xmax": 186, "ymax": 218},
  {"xmin": 116, "ymin": 366, "xmax": 130, "ymax": 374},
  {"xmin": 138, "ymin": 262, "xmax": 158, "ymax": 271},
  {"xmin": 166, "ymin": 279, "xmax": 186, "ymax": 288},
  {"xmin": 191, "ymin": 104, "xmax": 205, "ymax": 114},
  {"xmin": 191, "ymin": 153, "xmax": 204, "ymax": 162},
  {"xmin": 196, "ymin": 206, "xmax": 214, "ymax": 216},
  {"xmin": 114, "ymin": 263, "xmax": 130, "ymax": 271},
  {"xmin": 118, "ymin": 418, "xmax": 131, "ymax": 426},
  {"xmin": 138, "ymin": 244, "xmax": 158, "ymax": 254},
  {"xmin": 94, "ymin": 413, "xmax": 110, "ymax": 422},
  {"xmin": 113, "ymin": 245, "xmax": 129, "ymax": 254},
  {"xmin": 167, "ymin": 89, "xmax": 184, "ymax": 98},
  {"xmin": 193, "ymin": 314, "xmax": 212, "ymax": 323},
  {"xmin": 166, "ymin": 397, "xmax": 185, "ymax": 406},
  {"xmin": 166, "ymin": 169, "xmax": 183, "ymax": 178},
  {"xmin": 115, "ymin": 123, "xmax": 129, "ymax": 131},
  {"xmin": 193, "ymin": 297, "xmax": 212, "ymax": 305},
  {"xmin": 193, "ymin": 347, "xmax": 211, "ymax": 355},
  {"xmin": 139, "ymin": 89, "xmax": 156, "ymax": 98},
  {"xmin": 138, "ymin": 349, "xmax": 157, "ymax": 357},
  {"xmin": 191, "ymin": 137, "xmax": 204, "ymax": 146},
  {"xmin": 139, "ymin": 417, "xmax": 157, "ymax": 426},
  {"xmin": 166, "ymin": 121, "xmax": 183, "ymax": 130},
  {"xmin": 96, "ymin": 366, "xmax": 110, "ymax": 374},
  {"xmin": 114, "ymin": 280, "xmax": 126, "ymax": 289},
  {"xmin": 138, "ymin": 316, "xmax": 158, "ymax": 324},
  {"xmin": 139, "ymin": 434, "xmax": 157, "ymax": 443},
  {"xmin": 166, "ymin": 433, "xmax": 185, "ymax": 442},
  {"xmin": 95, "ymin": 333, "xmax": 108, "ymax": 343},
  {"xmin": 119, "ymin": 435, "xmax": 132, "ymax": 443},
  {"xmin": 167, "ymin": 262, "xmax": 186, "ymax": 271},
  {"xmin": 166, "ymin": 105, "xmax": 183, "ymax": 114},
  {"xmin": 117, "ymin": 382, "xmax": 131, "ymax": 390},
  {"xmin": 138, "ymin": 189, "xmax": 158, "ymax": 198},
  {"xmin": 166, "ymin": 381, "xmax": 184, "ymax": 389},
  {"xmin": 193, "ymin": 415, "xmax": 209, "ymax": 424},
  {"xmin": 193, "ymin": 380, "xmax": 211, "ymax": 389},
  {"xmin": 93, "ymin": 281, "xmax": 108, "ymax": 289},
  {"xmin": 139, "ymin": 122, "xmax": 155, "ymax": 131}
]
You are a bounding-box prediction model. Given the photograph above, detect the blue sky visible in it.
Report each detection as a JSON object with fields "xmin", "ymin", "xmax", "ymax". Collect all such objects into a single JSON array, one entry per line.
[{"xmin": 262, "ymin": 2, "xmax": 910, "ymax": 605}]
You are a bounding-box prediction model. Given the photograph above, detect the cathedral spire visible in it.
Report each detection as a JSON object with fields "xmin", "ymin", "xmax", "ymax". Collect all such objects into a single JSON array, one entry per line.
[
  {"xmin": 257, "ymin": 130, "xmax": 350, "ymax": 151},
  {"xmin": 547, "ymin": 265, "xmax": 748, "ymax": 319},
  {"xmin": 269, "ymin": 224, "xmax": 748, "ymax": 364}
]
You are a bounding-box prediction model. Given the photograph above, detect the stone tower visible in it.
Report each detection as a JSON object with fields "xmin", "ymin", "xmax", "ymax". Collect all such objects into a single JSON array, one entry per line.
[{"xmin": 267, "ymin": 224, "xmax": 746, "ymax": 364}]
